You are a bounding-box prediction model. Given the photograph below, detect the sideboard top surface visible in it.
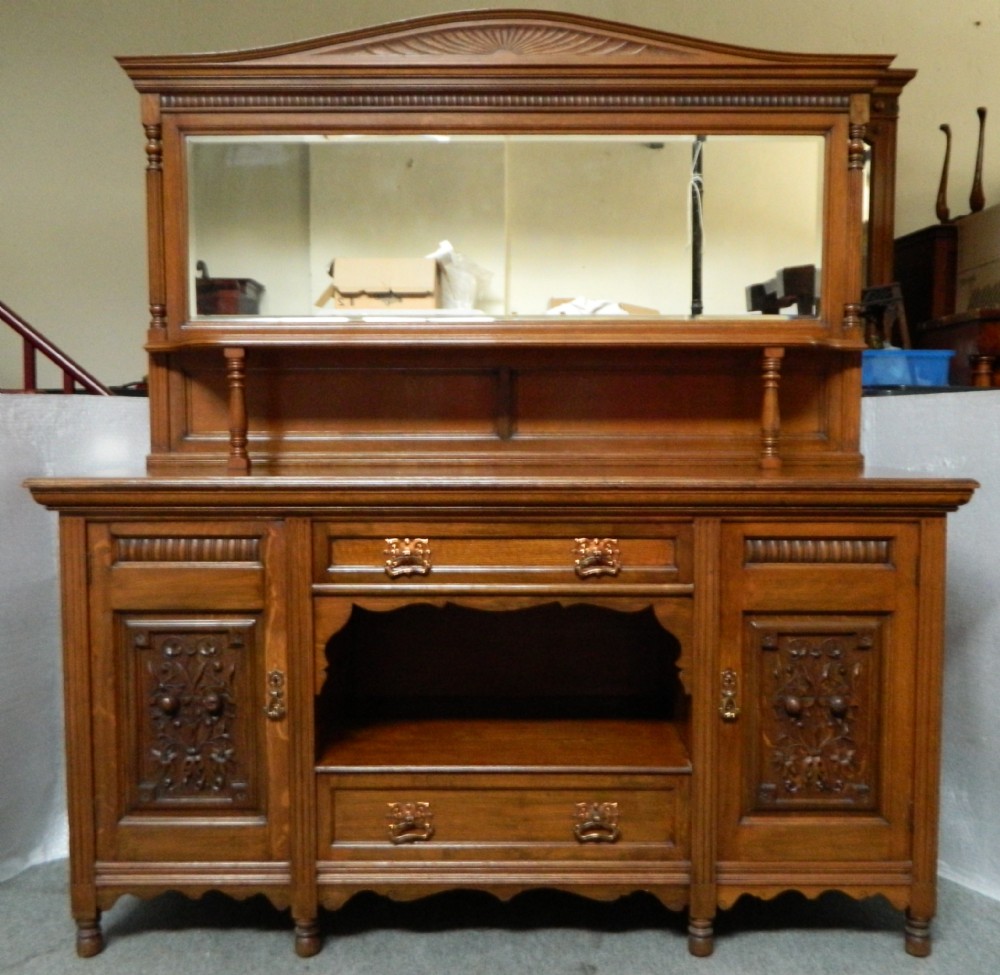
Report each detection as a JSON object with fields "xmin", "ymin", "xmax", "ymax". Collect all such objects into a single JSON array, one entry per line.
[{"xmin": 26, "ymin": 473, "xmax": 978, "ymax": 514}]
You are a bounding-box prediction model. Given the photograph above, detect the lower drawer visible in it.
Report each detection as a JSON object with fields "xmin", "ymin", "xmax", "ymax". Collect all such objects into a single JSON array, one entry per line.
[{"xmin": 317, "ymin": 772, "xmax": 689, "ymax": 862}]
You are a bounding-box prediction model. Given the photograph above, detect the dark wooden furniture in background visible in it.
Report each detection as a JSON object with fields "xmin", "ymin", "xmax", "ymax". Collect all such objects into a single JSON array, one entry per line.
[
  {"xmin": 894, "ymin": 223, "xmax": 958, "ymax": 331},
  {"xmin": 917, "ymin": 307, "xmax": 1000, "ymax": 386},
  {"xmin": 894, "ymin": 223, "xmax": 1000, "ymax": 385},
  {"xmin": 28, "ymin": 10, "xmax": 975, "ymax": 964}
]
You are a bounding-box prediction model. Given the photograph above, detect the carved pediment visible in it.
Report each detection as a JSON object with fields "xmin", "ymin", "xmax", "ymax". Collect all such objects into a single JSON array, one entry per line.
[
  {"xmin": 121, "ymin": 10, "xmax": 897, "ymax": 77},
  {"xmin": 222, "ymin": 11, "xmax": 748, "ymax": 66}
]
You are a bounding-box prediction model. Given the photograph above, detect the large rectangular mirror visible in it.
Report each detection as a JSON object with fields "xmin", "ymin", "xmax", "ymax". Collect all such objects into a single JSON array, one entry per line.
[{"xmin": 188, "ymin": 133, "xmax": 824, "ymax": 320}]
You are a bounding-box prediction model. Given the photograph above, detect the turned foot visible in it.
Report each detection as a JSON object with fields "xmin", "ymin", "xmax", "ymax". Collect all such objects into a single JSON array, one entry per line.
[
  {"xmin": 688, "ymin": 917, "xmax": 714, "ymax": 957},
  {"xmin": 294, "ymin": 918, "xmax": 322, "ymax": 957},
  {"xmin": 75, "ymin": 917, "xmax": 104, "ymax": 958},
  {"xmin": 905, "ymin": 913, "xmax": 932, "ymax": 957}
]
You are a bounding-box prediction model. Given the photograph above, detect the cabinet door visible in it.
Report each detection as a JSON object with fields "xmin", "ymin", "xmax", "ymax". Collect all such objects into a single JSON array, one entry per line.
[
  {"xmin": 716, "ymin": 523, "xmax": 921, "ymax": 869},
  {"xmin": 88, "ymin": 521, "xmax": 290, "ymax": 864}
]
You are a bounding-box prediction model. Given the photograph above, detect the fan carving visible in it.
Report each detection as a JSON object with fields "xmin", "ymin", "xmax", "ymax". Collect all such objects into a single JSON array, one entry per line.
[{"xmin": 333, "ymin": 26, "xmax": 656, "ymax": 58}]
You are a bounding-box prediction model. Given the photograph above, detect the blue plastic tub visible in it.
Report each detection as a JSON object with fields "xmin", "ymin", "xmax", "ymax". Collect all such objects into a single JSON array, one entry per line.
[{"xmin": 862, "ymin": 349, "xmax": 954, "ymax": 387}]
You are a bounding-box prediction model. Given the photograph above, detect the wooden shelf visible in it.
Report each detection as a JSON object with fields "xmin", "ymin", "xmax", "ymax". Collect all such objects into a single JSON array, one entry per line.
[
  {"xmin": 146, "ymin": 316, "xmax": 863, "ymax": 352},
  {"xmin": 317, "ymin": 718, "xmax": 691, "ymax": 775}
]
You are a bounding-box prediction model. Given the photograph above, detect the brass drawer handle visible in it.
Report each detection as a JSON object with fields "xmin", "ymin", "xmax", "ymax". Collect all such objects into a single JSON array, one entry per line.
[
  {"xmin": 573, "ymin": 538, "xmax": 621, "ymax": 578},
  {"xmin": 384, "ymin": 537, "xmax": 432, "ymax": 577},
  {"xmin": 264, "ymin": 669, "xmax": 286, "ymax": 721},
  {"xmin": 574, "ymin": 801, "xmax": 620, "ymax": 843},
  {"xmin": 387, "ymin": 801, "xmax": 435, "ymax": 844}
]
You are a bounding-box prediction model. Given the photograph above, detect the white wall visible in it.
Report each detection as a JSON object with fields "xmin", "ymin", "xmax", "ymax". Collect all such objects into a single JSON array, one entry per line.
[
  {"xmin": 2, "ymin": 0, "xmax": 1000, "ymax": 387},
  {"xmin": 0, "ymin": 395, "xmax": 148, "ymax": 883},
  {"xmin": 862, "ymin": 389, "xmax": 1000, "ymax": 902}
]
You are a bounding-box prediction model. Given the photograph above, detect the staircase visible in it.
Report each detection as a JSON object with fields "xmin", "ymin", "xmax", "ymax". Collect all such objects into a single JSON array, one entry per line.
[{"xmin": 1, "ymin": 299, "xmax": 114, "ymax": 395}]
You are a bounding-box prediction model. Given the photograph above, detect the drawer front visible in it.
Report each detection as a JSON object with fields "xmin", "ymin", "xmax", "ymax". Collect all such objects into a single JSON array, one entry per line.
[
  {"xmin": 314, "ymin": 525, "xmax": 692, "ymax": 586},
  {"xmin": 318, "ymin": 773, "xmax": 688, "ymax": 861}
]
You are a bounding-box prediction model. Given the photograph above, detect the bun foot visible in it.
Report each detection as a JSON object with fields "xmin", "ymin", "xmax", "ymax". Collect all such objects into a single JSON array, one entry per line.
[
  {"xmin": 688, "ymin": 918, "xmax": 714, "ymax": 957},
  {"xmin": 76, "ymin": 919, "xmax": 104, "ymax": 958},
  {"xmin": 905, "ymin": 914, "xmax": 932, "ymax": 957},
  {"xmin": 294, "ymin": 919, "xmax": 322, "ymax": 957}
]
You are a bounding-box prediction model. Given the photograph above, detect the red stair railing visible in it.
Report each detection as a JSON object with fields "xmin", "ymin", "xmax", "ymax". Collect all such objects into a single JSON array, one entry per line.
[{"xmin": 1, "ymin": 299, "xmax": 113, "ymax": 395}]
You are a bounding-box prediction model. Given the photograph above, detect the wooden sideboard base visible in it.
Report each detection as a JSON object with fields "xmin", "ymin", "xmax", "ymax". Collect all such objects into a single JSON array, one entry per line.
[{"xmin": 28, "ymin": 474, "xmax": 974, "ymax": 959}]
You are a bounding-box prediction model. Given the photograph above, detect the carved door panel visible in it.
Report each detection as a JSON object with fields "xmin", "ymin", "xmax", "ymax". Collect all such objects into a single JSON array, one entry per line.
[
  {"xmin": 716, "ymin": 523, "xmax": 920, "ymax": 867},
  {"xmin": 88, "ymin": 521, "xmax": 291, "ymax": 864},
  {"xmin": 744, "ymin": 618, "xmax": 881, "ymax": 812}
]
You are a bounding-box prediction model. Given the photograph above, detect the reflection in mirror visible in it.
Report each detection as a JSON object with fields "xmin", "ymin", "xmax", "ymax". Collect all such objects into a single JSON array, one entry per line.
[{"xmin": 187, "ymin": 134, "xmax": 824, "ymax": 320}]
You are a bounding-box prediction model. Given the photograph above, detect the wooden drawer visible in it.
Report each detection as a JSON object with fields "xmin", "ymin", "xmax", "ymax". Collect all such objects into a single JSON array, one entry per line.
[
  {"xmin": 316, "ymin": 718, "xmax": 690, "ymax": 862},
  {"xmin": 313, "ymin": 524, "xmax": 692, "ymax": 586},
  {"xmin": 317, "ymin": 772, "xmax": 689, "ymax": 862}
]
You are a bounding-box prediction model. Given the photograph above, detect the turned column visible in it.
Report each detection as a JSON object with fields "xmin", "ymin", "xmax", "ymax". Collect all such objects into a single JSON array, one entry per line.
[
  {"xmin": 224, "ymin": 347, "xmax": 251, "ymax": 474},
  {"xmin": 760, "ymin": 347, "xmax": 784, "ymax": 471}
]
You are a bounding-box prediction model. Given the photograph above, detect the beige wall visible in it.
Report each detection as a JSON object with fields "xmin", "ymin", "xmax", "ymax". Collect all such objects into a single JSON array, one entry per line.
[{"xmin": 2, "ymin": 0, "xmax": 998, "ymax": 387}]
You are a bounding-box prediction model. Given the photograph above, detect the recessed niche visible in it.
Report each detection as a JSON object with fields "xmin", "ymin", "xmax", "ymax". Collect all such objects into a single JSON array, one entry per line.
[{"xmin": 319, "ymin": 601, "xmax": 684, "ymax": 724}]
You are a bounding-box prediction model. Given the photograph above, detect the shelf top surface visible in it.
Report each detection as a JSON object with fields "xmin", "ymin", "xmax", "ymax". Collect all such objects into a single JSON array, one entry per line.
[
  {"xmin": 317, "ymin": 718, "xmax": 691, "ymax": 774},
  {"xmin": 149, "ymin": 317, "xmax": 864, "ymax": 352},
  {"xmin": 26, "ymin": 470, "xmax": 978, "ymax": 513}
]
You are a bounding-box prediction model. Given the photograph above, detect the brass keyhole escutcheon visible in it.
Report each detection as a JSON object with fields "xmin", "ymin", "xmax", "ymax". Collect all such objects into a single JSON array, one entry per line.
[
  {"xmin": 720, "ymin": 669, "xmax": 740, "ymax": 722},
  {"xmin": 264, "ymin": 669, "xmax": 287, "ymax": 721}
]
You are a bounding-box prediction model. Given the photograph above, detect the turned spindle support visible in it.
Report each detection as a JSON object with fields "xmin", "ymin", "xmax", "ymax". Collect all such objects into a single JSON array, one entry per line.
[
  {"xmin": 760, "ymin": 346, "xmax": 784, "ymax": 471},
  {"xmin": 224, "ymin": 347, "xmax": 251, "ymax": 475},
  {"xmin": 142, "ymin": 112, "xmax": 167, "ymax": 337}
]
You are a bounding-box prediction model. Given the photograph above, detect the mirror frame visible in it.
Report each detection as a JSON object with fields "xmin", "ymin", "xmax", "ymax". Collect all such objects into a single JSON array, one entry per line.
[{"xmin": 121, "ymin": 8, "xmax": 913, "ymax": 350}]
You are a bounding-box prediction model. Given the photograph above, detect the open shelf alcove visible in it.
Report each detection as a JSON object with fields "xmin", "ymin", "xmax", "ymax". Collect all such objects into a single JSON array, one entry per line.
[{"xmin": 313, "ymin": 597, "xmax": 693, "ymax": 912}]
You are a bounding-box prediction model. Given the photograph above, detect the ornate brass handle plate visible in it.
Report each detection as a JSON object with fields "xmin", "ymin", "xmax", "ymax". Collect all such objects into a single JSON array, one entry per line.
[
  {"xmin": 573, "ymin": 801, "xmax": 621, "ymax": 843},
  {"xmin": 386, "ymin": 801, "xmax": 435, "ymax": 844},
  {"xmin": 573, "ymin": 537, "xmax": 622, "ymax": 578},
  {"xmin": 384, "ymin": 537, "xmax": 432, "ymax": 578},
  {"xmin": 264, "ymin": 669, "xmax": 286, "ymax": 721}
]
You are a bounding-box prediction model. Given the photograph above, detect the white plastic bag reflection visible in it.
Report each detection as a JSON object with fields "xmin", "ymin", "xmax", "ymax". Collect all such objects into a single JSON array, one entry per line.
[{"xmin": 426, "ymin": 240, "xmax": 492, "ymax": 310}]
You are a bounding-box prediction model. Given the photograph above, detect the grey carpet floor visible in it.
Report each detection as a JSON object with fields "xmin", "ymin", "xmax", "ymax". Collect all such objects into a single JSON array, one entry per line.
[{"xmin": 3, "ymin": 859, "xmax": 999, "ymax": 974}]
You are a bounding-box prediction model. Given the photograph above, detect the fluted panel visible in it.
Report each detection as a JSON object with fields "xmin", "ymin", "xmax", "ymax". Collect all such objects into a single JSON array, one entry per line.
[
  {"xmin": 115, "ymin": 536, "xmax": 261, "ymax": 564},
  {"xmin": 744, "ymin": 537, "xmax": 891, "ymax": 565}
]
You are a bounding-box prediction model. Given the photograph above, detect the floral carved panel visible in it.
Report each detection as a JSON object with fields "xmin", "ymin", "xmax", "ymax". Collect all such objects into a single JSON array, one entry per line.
[
  {"xmin": 748, "ymin": 617, "xmax": 882, "ymax": 811},
  {"xmin": 123, "ymin": 617, "xmax": 260, "ymax": 811}
]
